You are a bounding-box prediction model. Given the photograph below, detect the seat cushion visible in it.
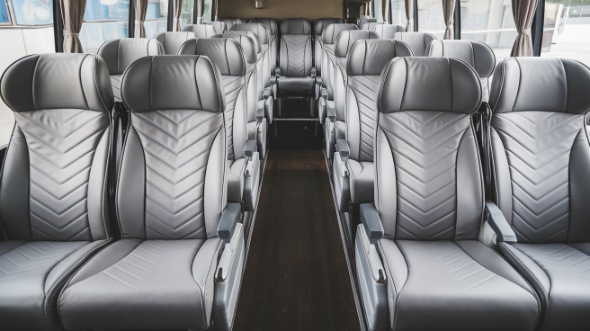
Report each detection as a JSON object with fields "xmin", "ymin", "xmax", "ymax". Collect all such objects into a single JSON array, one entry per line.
[
  {"xmin": 0, "ymin": 240, "xmax": 108, "ymax": 331},
  {"xmin": 228, "ymin": 158, "xmax": 247, "ymax": 203},
  {"xmin": 498, "ymin": 242, "xmax": 590, "ymax": 331},
  {"xmin": 111, "ymin": 75, "xmax": 122, "ymax": 102},
  {"xmin": 59, "ymin": 238, "xmax": 222, "ymax": 330},
  {"xmin": 277, "ymin": 77, "xmax": 315, "ymax": 95},
  {"xmin": 380, "ymin": 240, "xmax": 540, "ymax": 331},
  {"xmin": 347, "ymin": 160, "xmax": 373, "ymax": 204}
]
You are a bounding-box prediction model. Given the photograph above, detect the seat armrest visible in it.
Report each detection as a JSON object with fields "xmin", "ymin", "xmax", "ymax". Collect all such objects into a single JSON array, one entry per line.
[
  {"xmin": 243, "ymin": 139, "xmax": 257, "ymax": 160},
  {"xmin": 274, "ymin": 67, "xmax": 281, "ymax": 78},
  {"xmin": 336, "ymin": 139, "xmax": 350, "ymax": 162},
  {"xmin": 218, "ymin": 203, "xmax": 241, "ymax": 242},
  {"xmin": 360, "ymin": 204, "xmax": 384, "ymax": 244},
  {"xmin": 311, "ymin": 67, "xmax": 317, "ymax": 78},
  {"xmin": 326, "ymin": 101, "xmax": 336, "ymax": 121},
  {"xmin": 262, "ymin": 89, "xmax": 274, "ymax": 124},
  {"xmin": 485, "ymin": 200, "xmax": 517, "ymax": 243},
  {"xmin": 255, "ymin": 103, "xmax": 265, "ymax": 124}
]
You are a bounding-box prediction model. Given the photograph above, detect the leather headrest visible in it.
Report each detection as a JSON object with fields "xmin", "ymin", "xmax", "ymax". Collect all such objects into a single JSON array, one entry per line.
[
  {"xmin": 348, "ymin": 40, "xmax": 413, "ymax": 76},
  {"xmin": 121, "ymin": 56, "xmax": 225, "ymax": 113},
  {"xmin": 322, "ymin": 23, "xmax": 359, "ymax": 44},
  {"xmin": 1, "ymin": 54, "xmax": 114, "ymax": 113},
  {"xmin": 335, "ymin": 30, "xmax": 379, "ymax": 58},
  {"xmin": 154, "ymin": 32, "xmax": 193, "ymax": 55},
  {"xmin": 490, "ymin": 58, "xmax": 590, "ymax": 115},
  {"xmin": 373, "ymin": 24, "xmax": 405, "ymax": 39},
  {"xmin": 98, "ymin": 38, "xmax": 164, "ymax": 75},
  {"xmin": 178, "ymin": 39, "xmax": 247, "ymax": 76},
  {"xmin": 230, "ymin": 23, "xmax": 269, "ymax": 45},
  {"xmin": 184, "ymin": 23, "xmax": 226, "ymax": 37},
  {"xmin": 393, "ymin": 32, "xmax": 437, "ymax": 56},
  {"xmin": 427, "ymin": 40, "xmax": 495, "ymax": 78},
  {"xmin": 280, "ymin": 18, "xmax": 312, "ymax": 35},
  {"xmin": 249, "ymin": 18, "xmax": 278, "ymax": 36},
  {"xmin": 223, "ymin": 31, "xmax": 262, "ymax": 56},
  {"xmin": 314, "ymin": 18, "xmax": 345, "ymax": 36},
  {"xmin": 217, "ymin": 33, "xmax": 258, "ymax": 65},
  {"xmin": 379, "ymin": 57, "xmax": 481, "ymax": 114},
  {"xmin": 220, "ymin": 18, "xmax": 244, "ymax": 29},
  {"xmin": 360, "ymin": 22, "xmax": 378, "ymax": 31}
]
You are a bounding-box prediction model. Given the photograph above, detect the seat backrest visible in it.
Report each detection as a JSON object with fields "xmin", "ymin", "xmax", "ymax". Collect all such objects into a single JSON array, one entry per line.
[
  {"xmin": 346, "ymin": 40, "xmax": 413, "ymax": 163},
  {"xmin": 427, "ymin": 40, "xmax": 495, "ymax": 101},
  {"xmin": 375, "ymin": 57, "xmax": 483, "ymax": 241},
  {"xmin": 154, "ymin": 32, "xmax": 194, "ymax": 54},
  {"xmin": 230, "ymin": 23, "xmax": 271, "ymax": 88},
  {"xmin": 224, "ymin": 30, "xmax": 264, "ymax": 101},
  {"xmin": 393, "ymin": 32, "xmax": 437, "ymax": 56},
  {"xmin": 279, "ymin": 18, "xmax": 313, "ymax": 77},
  {"xmin": 183, "ymin": 23, "xmax": 226, "ymax": 38},
  {"xmin": 314, "ymin": 18, "xmax": 345, "ymax": 73},
  {"xmin": 98, "ymin": 38, "xmax": 164, "ymax": 75},
  {"xmin": 322, "ymin": 23, "xmax": 359, "ymax": 98},
  {"xmin": 360, "ymin": 22, "xmax": 378, "ymax": 31},
  {"xmin": 358, "ymin": 17, "xmax": 377, "ymax": 27},
  {"xmin": 117, "ymin": 55, "xmax": 226, "ymax": 240},
  {"xmin": 373, "ymin": 24, "xmax": 405, "ymax": 39},
  {"xmin": 178, "ymin": 39, "xmax": 249, "ymax": 162},
  {"xmin": 489, "ymin": 58, "xmax": 590, "ymax": 243},
  {"xmin": 0, "ymin": 54, "xmax": 114, "ymax": 241},
  {"xmin": 249, "ymin": 18, "xmax": 278, "ymax": 72},
  {"xmin": 220, "ymin": 18, "xmax": 244, "ymax": 30}
]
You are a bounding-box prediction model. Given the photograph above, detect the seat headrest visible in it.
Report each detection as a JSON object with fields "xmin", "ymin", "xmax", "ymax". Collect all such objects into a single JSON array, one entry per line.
[
  {"xmin": 379, "ymin": 57, "xmax": 481, "ymax": 114},
  {"xmin": 217, "ymin": 33, "xmax": 258, "ymax": 65},
  {"xmin": 360, "ymin": 22, "xmax": 378, "ymax": 31},
  {"xmin": 427, "ymin": 40, "xmax": 495, "ymax": 78},
  {"xmin": 373, "ymin": 24, "xmax": 405, "ymax": 39},
  {"xmin": 249, "ymin": 18, "xmax": 278, "ymax": 36},
  {"xmin": 220, "ymin": 18, "xmax": 244, "ymax": 29},
  {"xmin": 154, "ymin": 32, "xmax": 193, "ymax": 55},
  {"xmin": 393, "ymin": 32, "xmax": 437, "ymax": 56},
  {"xmin": 322, "ymin": 23, "xmax": 359, "ymax": 44},
  {"xmin": 348, "ymin": 40, "xmax": 413, "ymax": 76},
  {"xmin": 98, "ymin": 38, "xmax": 164, "ymax": 75},
  {"xmin": 230, "ymin": 23, "xmax": 269, "ymax": 45},
  {"xmin": 314, "ymin": 18, "xmax": 345, "ymax": 36},
  {"xmin": 185, "ymin": 24, "xmax": 216, "ymax": 38},
  {"xmin": 1, "ymin": 54, "xmax": 114, "ymax": 113},
  {"xmin": 280, "ymin": 18, "xmax": 312, "ymax": 35},
  {"xmin": 490, "ymin": 58, "xmax": 590, "ymax": 115},
  {"xmin": 335, "ymin": 30, "xmax": 379, "ymax": 58},
  {"xmin": 121, "ymin": 56, "xmax": 225, "ymax": 113},
  {"xmin": 223, "ymin": 31, "xmax": 262, "ymax": 56},
  {"xmin": 178, "ymin": 39, "xmax": 247, "ymax": 76}
]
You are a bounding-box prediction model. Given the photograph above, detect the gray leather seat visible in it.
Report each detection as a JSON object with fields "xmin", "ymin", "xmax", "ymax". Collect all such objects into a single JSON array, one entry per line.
[
  {"xmin": 488, "ymin": 58, "xmax": 590, "ymax": 331},
  {"xmin": 58, "ymin": 56, "xmax": 245, "ymax": 331},
  {"xmin": 249, "ymin": 18, "xmax": 278, "ymax": 75},
  {"xmin": 220, "ymin": 17, "xmax": 244, "ymax": 30},
  {"xmin": 313, "ymin": 18, "xmax": 345, "ymax": 76},
  {"xmin": 358, "ymin": 17, "xmax": 377, "ymax": 30},
  {"xmin": 276, "ymin": 18, "xmax": 315, "ymax": 100},
  {"xmin": 360, "ymin": 22, "xmax": 379, "ymax": 31},
  {"xmin": 183, "ymin": 22, "xmax": 227, "ymax": 38},
  {"xmin": 97, "ymin": 38, "xmax": 163, "ymax": 101},
  {"xmin": 427, "ymin": 40, "xmax": 495, "ymax": 101},
  {"xmin": 393, "ymin": 32, "xmax": 437, "ymax": 56},
  {"xmin": 179, "ymin": 38, "xmax": 261, "ymax": 211},
  {"xmin": 331, "ymin": 39, "xmax": 412, "ymax": 212},
  {"xmin": 355, "ymin": 57, "xmax": 540, "ymax": 331},
  {"xmin": 0, "ymin": 53, "xmax": 114, "ymax": 331},
  {"xmin": 154, "ymin": 31, "xmax": 194, "ymax": 54},
  {"xmin": 372, "ymin": 23, "xmax": 405, "ymax": 39}
]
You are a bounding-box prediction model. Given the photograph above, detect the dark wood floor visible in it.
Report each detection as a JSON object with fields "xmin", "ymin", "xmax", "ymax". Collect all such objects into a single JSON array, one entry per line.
[{"xmin": 233, "ymin": 149, "xmax": 361, "ymax": 331}]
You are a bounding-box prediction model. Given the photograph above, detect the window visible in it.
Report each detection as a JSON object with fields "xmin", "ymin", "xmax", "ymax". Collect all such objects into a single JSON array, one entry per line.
[
  {"xmin": 391, "ymin": 0, "xmax": 407, "ymax": 27},
  {"xmin": 0, "ymin": 1, "xmax": 10, "ymax": 23},
  {"xmin": 542, "ymin": 1, "xmax": 590, "ymax": 66},
  {"xmin": 417, "ymin": 0, "xmax": 446, "ymax": 38},
  {"xmin": 144, "ymin": 0, "xmax": 167, "ymax": 38},
  {"xmin": 179, "ymin": 0, "xmax": 193, "ymax": 27},
  {"xmin": 374, "ymin": 0, "xmax": 384, "ymax": 23},
  {"xmin": 11, "ymin": 0, "xmax": 53, "ymax": 25},
  {"xmin": 460, "ymin": 0, "xmax": 517, "ymax": 59},
  {"xmin": 203, "ymin": 0, "xmax": 212, "ymax": 23},
  {"xmin": 80, "ymin": 0, "xmax": 130, "ymax": 54}
]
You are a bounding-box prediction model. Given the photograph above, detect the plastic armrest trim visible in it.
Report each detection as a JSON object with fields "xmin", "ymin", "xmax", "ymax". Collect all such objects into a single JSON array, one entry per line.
[
  {"xmin": 485, "ymin": 200, "xmax": 517, "ymax": 243},
  {"xmin": 360, "ymin": 203, "xmax": 384, "ymax": 244},
  {"xmin": 218, "ymin": 203, "xmax": 241, "ymax": 242}
]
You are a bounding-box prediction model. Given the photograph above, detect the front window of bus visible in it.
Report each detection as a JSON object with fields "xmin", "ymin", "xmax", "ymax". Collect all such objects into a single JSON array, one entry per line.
[
  {"xmin": 0, "ymin": 0, "xmax": 55, "ymax": 146},
  {"xmin": 80, "ymin": 0, "xmax": 130, "ymax": 54}
]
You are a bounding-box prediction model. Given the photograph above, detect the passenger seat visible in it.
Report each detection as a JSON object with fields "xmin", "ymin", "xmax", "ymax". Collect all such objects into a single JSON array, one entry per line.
[
  {"xmin": 0, "ymin": 53, "xmax": 115, "ymax": 331},
  {"xmin": 220, "ymin": 17, "xmax": 244, "ymax": 30},
  {"xmin": 393, "ymin": 32, "xmax": 437, "ymax": 56},
  {"xmin": 154, "ymin": 31, "xmax": 194, "ymax": 54},
  {"xmin": 58, "ymin": 55, "xmax": 245, "ymax": 331},
  {"xmin": 249, "ymin": 18, "xmax": 279, "ymax": 76},
  {"xmin": 313, "ymin": 18, "xmax": 345, "ymax": 78},
  {"xmin": 97, "ymin": 38, "xmax": 164, "ymax": 101},
  {"xmin": 183, "ymin": 22, "xmax": 227, "ymax": 38},
  {"xmin": 372, "ymin": 23, "xmax": 405, "ymax": 39}
]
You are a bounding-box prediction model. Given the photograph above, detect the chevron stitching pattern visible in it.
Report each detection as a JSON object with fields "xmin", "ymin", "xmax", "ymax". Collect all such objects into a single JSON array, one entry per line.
[
  {"xmin": 0, "ymin": 241, "xmax": 86, "ymax": 281},
  {"xmin": 349, "ymin": 76, "xmax": 381, "ymax": 162},
  {"xmin": 283, "ymin": 36, "xmax": 311, "ymax": 77},
  {"xmin": 16, "ymin": 110, "xmax": 109, "ymax": 241},
  {"xmin": 493, "ymin": 112, "xmax": 581, "ymax": 243},
  {"xmin": 515, "ymin": 244, "xmax": 590, "ymax": 283},
  {"xmin": 381, "ymin": 112, "xmax": 471, "ymax": 240},
  {"xmin": 222, "ymin": 76, "xmax": 243, "ymax": 161},
  {"xmin": 132, "ymin": 111, "xmax": 223, "ymax": 239}
]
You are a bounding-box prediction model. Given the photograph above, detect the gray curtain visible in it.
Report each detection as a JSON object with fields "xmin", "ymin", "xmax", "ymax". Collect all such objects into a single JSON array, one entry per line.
[
  {"xmin": 197, "ymin": 0, "xmax": 204, "ymax": 24},
  {"xmin": 442, "ymin": 0, "xmax": 455, "ymax": 39},
  {"xmin": 60, "ymin": 0, "xmax": 86, "ymax": 53},
  {"xmin": 511, "ymin": 0, "xmax": 538, "ymax": 56},
  {"xmin": 405, "ymin": 0, "xmax": 414, "ymax": 32},
  {"xmin": 173, "ymin": 0, "xmax": 183, "ymax": 31},
  {"xmin": 383, "ymin": 0, "xmax": 389, "ymax": 23},
  {"xmin": 134, "ymin": 0, "xmax": 148, "ymax": 38}
]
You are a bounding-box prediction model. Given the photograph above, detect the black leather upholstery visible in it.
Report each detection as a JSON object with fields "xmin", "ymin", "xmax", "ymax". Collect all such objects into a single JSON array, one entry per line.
[
  {"xmin": 154, "ymin": 31, "xmax": 194, "ymax": 54},
  {"xmin": 393, "ymin": 32, "xmax": 437, "ymax": 56},
  {"xmin": 0, "ymin": 53, "xmax": 114, "ymax": 331},
  {"xmin": 490, "ymin": 58, "xmax": 590, "ymax": 331}
]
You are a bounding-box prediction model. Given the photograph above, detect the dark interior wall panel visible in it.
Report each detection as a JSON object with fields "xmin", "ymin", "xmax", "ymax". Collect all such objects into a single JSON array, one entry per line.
[{"xmin": 219, "ymin": 0, "xmax": 343, "ymax": 20}]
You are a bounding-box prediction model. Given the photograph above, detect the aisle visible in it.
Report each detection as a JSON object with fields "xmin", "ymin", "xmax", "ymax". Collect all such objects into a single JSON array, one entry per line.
[{"xmin": 233, "ymin": 149, "xmax": 360, "ymax": 331}]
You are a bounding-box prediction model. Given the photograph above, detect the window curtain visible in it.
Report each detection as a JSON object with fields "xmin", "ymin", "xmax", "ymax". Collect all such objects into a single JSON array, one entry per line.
[
  {"xmin": 382, "ymin": 0, "xmax": 389, "ymax": 23},
  {"xmin": 197, "ymin": 0, "xmax": 204, "ymax": 24},
  {"xmin": 173, "ymin": 0, "xmax": 183, "ymax": 31},
  {"xmin": 404, "ymin": 0, "xmax": 414, "ymax": 32},
  {"xmin": 134, "ymin": 0, "xmax": 148, "ymax": 37},
  {"xmin": 511, "ymin": 0, "xmax": 538, "ymax": 56},
  {"xmin": 60, "ymin": 0, "xmax": 86, "ymax": 53},
  {"xmin": 442, "ymin": 0, "xmax": 455, "ymax": 39}
]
